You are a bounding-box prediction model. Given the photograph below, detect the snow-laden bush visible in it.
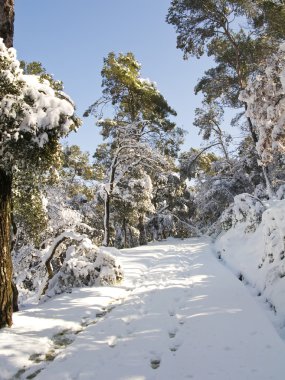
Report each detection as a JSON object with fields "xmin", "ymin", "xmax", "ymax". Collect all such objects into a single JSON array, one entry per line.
[
  {"xmin": 216, "ymin": 199, "xmax": 285, "ymax": 324},
  {"xmin": 13, "ymin": 245, "xmax": 45, "ymax": 304},
  {"xmin": 13, "ymin": 233, "xmax": 123, "ymax": 304},
  {"xmin": 45, "ymin": 237, "xmax": 123, "ymax": 298}
]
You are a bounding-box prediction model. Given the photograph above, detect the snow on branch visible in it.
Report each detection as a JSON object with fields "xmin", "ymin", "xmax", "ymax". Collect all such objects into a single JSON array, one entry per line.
[
  {"xmin": 0, "ymin": 39, "xmax": 81, "ymax": 171},
  {"xmin": 240, "ymin": 43, "xmax": 285, "ymax": 164}
]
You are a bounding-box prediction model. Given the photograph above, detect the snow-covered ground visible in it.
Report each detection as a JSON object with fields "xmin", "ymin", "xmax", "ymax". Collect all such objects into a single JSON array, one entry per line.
[
  {"xmin": 1, "ymin": 238, "xmax": 285, "ymax": 380},
  {"xmin": 216, "ymin": 197, "xmax": 285, "ymax": 334}
]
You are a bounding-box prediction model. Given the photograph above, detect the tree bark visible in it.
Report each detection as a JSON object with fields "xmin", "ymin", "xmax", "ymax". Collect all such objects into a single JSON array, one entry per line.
[
  {"xmin": 0, "ymin": 0, "xmax": 17, "ymax": 324},
  {"xmin": 0, "ymin": 168, "xmax": 13, "ymax": 327},
  {"xmin": 247, "ymin": 113, "xmax": 274, "ymax": 197},
  {"xmin": 103, "ymin": 155, "xmax": 118, "ymax": 247},
  {"xmin": 122, "ymin": 217, "xmax": 127, "ymax": 248},
  {"xmin": 138, "ymin": 215, "xmax": 147, "ymax": 246},
  {"xmin": 0, "ymin": 0, "xmax": 14, "ymax": 48},
  {"xmin": 103, "ymin": 190, "xmax": 111, "ymax": 246}
]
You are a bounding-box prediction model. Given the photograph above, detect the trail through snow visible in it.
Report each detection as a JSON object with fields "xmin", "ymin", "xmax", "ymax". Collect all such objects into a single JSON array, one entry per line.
[{"xmin": 1, "ymin": 238, "xmax": 285, "ymax": 379}]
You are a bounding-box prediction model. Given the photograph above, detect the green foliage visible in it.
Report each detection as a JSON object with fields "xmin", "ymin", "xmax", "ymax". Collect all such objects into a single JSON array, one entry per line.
[
  {"xmin": 60, "ymin": 145, "xmax": 96, "ymax": 200},
  {"xmin": 167, "ymin": 0, "xmax": 285, "ymax": 203},
  {"xmin": 179, "ymin": 148, "xmax": 219, "ymax": 182},
  {"xmin": 194, "ymin": 102, "xmax": 224, "ymax": 140},
  {"xmin": 166, "ymin": 1, "xmax": 245, "ymax": 59},
  {"xmin": 13, "ymin": 168, "xmax": 48, "ymax": 246},
  {"xmin": 86, "ymin": 51, "xmax": 183, "ymax": 246},
  {"xmin": 86, "ymin": 52, "xmax": 176, "ymax": 124},
  {"xmin": 167, "ymin": 1, "xmax": 277, "ymax": 104},
  {"xmin": 85, "ymin": 52, "xmax": 182, "ymax": 156},
  {"xmin": 246, "ymin": 1, "xmax": 285, "ymax": 39}
]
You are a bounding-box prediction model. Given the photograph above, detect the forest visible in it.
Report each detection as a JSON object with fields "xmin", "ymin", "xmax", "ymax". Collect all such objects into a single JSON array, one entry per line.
[{"xmin": 1, "ymin": 0, "xmax": 285, "ymax": 338}]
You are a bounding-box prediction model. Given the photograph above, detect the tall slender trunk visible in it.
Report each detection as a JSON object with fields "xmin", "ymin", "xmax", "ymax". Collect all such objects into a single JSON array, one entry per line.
[
  {"xmin": 122, "ymin": 217, "xmax": 127, "ymax": 248},
  {"xmin": 0, "ymin": 0, "xmax": 14, "ymax": 48},
  {"xmin": 138, "ymin": 215, "xmax": 147, "ymax": 246},
  {"xmin": 103, "ymin": 155, "xmax": 118, "ymax": 247},
  {"xmin": 0, "ymin": 0, "xmax": 17, "ymax": 324},
  {"xmin": 103, "ymin": 190, "xmax": 111, "ymax": 247},
  {"xmin": 0, "ymin": 169, "xmax": 13, "ymax": 327},
  {"xmin": 246, "ymin": 112, "xmax": 274, "ymax": 197}
]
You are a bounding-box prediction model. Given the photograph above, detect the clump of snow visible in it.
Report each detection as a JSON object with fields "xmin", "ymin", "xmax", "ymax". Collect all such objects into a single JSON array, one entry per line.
[{"xmin": 0, "ymin": 38, "xmax": 80, "ymax": 170}]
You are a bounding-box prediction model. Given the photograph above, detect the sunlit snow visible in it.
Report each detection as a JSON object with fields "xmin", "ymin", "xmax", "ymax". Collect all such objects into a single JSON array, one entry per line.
[{"xmin": 1, "ymin": 238, "xmax": 285, "ymax": 379}]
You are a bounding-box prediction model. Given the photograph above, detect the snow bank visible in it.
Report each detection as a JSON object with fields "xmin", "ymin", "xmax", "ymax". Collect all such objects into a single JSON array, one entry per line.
[{"xmin": 216, "ymin": 195, "xmax": 285, "ymax": 327}]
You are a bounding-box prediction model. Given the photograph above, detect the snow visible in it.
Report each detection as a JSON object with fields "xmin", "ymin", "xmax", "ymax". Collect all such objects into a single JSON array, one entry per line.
[
  {"xmin": 1, "ymin": 238, "xmax": 285, "ymax": 379},
  {"xmin": 216, "ymin": 197, "xmax": 285, "ymax": 333},
  {"xmin": 0, "ymin": 39, "xmax": 80, "ymax": 171},
  {"xmin": 240, "ymin": 43, "xmax": 285, "ymax": 164}
]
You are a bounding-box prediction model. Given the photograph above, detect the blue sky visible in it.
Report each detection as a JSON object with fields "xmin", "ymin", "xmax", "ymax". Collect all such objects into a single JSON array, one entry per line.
[{"xmin": 14, "ymin": 0, "xmax": 213, "ymax": 155}]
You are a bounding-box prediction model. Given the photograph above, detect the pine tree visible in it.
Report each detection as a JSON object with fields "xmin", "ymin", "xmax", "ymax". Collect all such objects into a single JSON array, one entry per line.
[
  {"xmin": 0, "ymin": 41, "xmax": 81, "ymax": 328},
  {"xmin": 86, "ymin": 52, "xmax": 183, "ymax": 246},
  {"xmin": 166, "ymin": 0, "xmax": 284, "ymax": 195}
]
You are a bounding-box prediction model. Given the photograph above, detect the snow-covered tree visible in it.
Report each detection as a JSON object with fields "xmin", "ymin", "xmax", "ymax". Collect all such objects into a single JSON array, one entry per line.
[
  {"xmin": 112, "ymin": 169, "xmax": 154, "ymax": 248},
  {"xmin": 166, "ymin": 0, "xmax": 283, "ymax": 191},
  {"xmin": 240, "ymin": 43, "xmax": 285, "ymax": 166},
  {"xmin": 194, "ymin": 101, "xmax": 231, "ymax": 162},
  {"xmin": 179, "ymin": 146, "xmax": 257, "ymax": 230},
  {"xmin": 0, "ymin": 40, "xmax": 81, "ymax": 328},
  {"xmin": 86, "ymin": 52, "xmax": 183, "ymax": 246},
  {"xmin": 239, "ymin": 42, "xmax": 285, "ymax": 197}
]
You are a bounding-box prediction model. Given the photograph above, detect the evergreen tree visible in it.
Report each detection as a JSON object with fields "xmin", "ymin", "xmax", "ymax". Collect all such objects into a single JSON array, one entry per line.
[
  {"xmin": 0, "ymin": 41, "xmax": 81, "ymax": 328},
  {"xmin": 166, "ymin": 0, "xmax": 285, "ymax": 195},
  {"xmin": 86, "ymin": 52, "xmax": 183, "ymax": 246}
]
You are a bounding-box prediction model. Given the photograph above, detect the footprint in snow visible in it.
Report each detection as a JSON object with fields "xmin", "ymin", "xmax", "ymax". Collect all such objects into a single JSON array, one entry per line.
[
  {"xmin": 126, "ymin": 325, "xmax": 135, "ymax": 335},
  {"xmin": 150, "ymin": 359, "xmax": 161, "ymax": 369},
  {"xmin": 168, "ymin": 328, "xmax": 178, "ymax": 339},
  {"xmin": 150, "ymin": 354, "xmax": 161, "ymax": 370},
  {"xmin": 168, "ymin": 308, "xmax": 176, "ymax": 317},
  {"xmin": 169, "ymin": 342, "xmax": 181, "ymax": 352},
  {"xmin": 178, "ymin": 316, "xmax": 186, "ymax": 325}
]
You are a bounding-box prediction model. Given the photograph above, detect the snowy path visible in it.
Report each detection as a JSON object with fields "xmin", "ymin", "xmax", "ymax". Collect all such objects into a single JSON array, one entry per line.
[{"xmin": 1, "ymin": 238, "xmax": 285, "ymax": 379}]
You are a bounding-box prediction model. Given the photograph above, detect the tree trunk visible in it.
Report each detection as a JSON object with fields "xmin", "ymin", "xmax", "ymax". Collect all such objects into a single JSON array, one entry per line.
[
  {"xmin": 138, "ymin": 215, "xmax": 147, "ymax": 246},
  {"xmin": 103, "ymin": 157, "xmax": 117, "ymax": 247},
  {"xmin": 122, "ymin": 217, "xmax": 127, "ymax": 248},
  {"xmin": 103, "ymin": 190, "xmax": 111, "ymax": 246},
  {"xmin": 247, "ymin": 113, "xmax": 274, "ymax": 197},
  {"xmin": 0, "ymin": 0, "xmax": 17, "ymax": 324},
  {"xmin": 0, "ymin": 0, "xmax": 14, "ymax": 48},
  {"xmin": 0, "ymin": 169, "xmax": 13, "ymax": 328}
]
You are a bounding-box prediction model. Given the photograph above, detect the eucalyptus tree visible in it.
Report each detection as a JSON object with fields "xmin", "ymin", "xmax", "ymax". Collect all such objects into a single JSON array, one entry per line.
[{"xmin": 85, "ymin": 52, "xmax": 183, "ymax": 246}]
